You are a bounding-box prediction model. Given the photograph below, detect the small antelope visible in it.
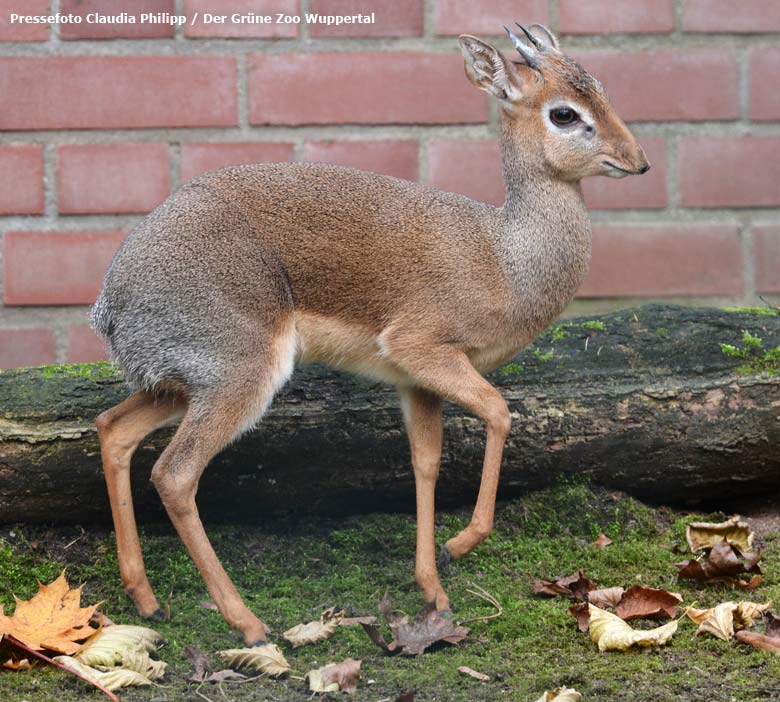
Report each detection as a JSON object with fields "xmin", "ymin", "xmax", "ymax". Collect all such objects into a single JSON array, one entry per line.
[{"xmin": 92, "ymin": 24, "xmax": 649, "ymax": 646}]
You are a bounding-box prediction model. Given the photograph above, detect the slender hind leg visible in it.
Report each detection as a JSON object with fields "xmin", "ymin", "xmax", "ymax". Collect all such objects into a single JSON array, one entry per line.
[
  {"xmin": 151, "ymin": 321, "xmax": 296, "ymax": 646},
  {"xmin": 96, "ymin": 392, "xmax": 186, "ymax": 618},
  {"xmin": 399, "ymin": 386, "xmax": 449, "ymax": 611}
]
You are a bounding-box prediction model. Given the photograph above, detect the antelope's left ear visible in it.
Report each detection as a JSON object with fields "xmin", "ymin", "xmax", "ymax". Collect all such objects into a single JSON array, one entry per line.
[{"xmin": 459, "ymin": 34, "xmax": 523, "ymax": 102}]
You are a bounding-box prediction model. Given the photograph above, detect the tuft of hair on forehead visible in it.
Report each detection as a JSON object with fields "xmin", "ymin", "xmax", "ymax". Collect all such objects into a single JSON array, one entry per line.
[{"xmin": 546, "ymin": 54, "xmax": 608, "ymax": 99}]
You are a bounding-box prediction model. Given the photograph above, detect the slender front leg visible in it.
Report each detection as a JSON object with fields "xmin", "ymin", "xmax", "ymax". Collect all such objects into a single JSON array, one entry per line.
[
  {"xmin": 386, "ymin": 338, "xmax": 511, "ymax": 566},
  {"xmin": 399, "ymin": 386, "xmax": 448, "ymax": 611}
]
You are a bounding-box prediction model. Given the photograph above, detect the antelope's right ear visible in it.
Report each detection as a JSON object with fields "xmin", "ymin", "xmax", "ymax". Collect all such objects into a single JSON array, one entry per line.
[{"xmin": 459, "ymin": 34, "xmax": 522, "ymax": 102}]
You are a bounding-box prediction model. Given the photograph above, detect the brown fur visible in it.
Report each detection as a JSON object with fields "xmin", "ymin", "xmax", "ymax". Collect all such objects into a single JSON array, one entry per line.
[{"xmin": 92, "ymin": 26, "xmax": 649, "ymax": 645}]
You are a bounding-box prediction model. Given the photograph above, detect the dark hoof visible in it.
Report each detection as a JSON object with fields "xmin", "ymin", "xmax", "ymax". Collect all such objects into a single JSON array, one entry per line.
[
  {"xmin": 146, "ymin": 608, "xmax": 166, "ymax": 621},
  {"xmin": 248, "ymin": 639, "xmax": 268, "ymax": 647},
  {"xmin": 437, "ymin": 609, "xmax": 453, "ymax": 619},
  {"xmin": 438, "ymin": 544, "xmax": 452, "ymax": 570}
]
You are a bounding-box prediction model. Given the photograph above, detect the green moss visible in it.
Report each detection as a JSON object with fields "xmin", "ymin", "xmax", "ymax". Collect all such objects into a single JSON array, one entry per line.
[
  {"xmin": 723, "ymin": 306, "xmax": 779, "ymax": 316},
  {"xmin": 579, "ymin": 320, "xmax": 606, "ymax": 331},
  {"xmin": 2, "ymin": 485, "xmax": 779, "ymax": 701},
  {"xmin": 656, "ymin": 327, "xmax": 669, "ymax": 338},
  {"xmin": 549, "ymin": 325, "xmax": 570, "ymax": 342},
  {"xmin": 720, "ymin": 329, "xmax": 780, "ymax": 376},
  {"xmin": 531, "ymin": 348, "xmax": 554, "ymax": 362},
  {"xmin": 498, "ymin": 362, "xmax": 524, "ymax": 377},
  {"xmin": 38, "ymin": 362, "xmax": 116, "ymax": 381}
]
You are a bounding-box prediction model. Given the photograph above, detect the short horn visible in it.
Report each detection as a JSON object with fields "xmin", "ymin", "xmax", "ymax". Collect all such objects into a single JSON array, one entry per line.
[
  {"xmin": 516, "ymin": 22, "xmax": 545, "ymax": 52},
  {"xmin": 504, "ymin": 25, "xmax": 539, "ymax": 68}
]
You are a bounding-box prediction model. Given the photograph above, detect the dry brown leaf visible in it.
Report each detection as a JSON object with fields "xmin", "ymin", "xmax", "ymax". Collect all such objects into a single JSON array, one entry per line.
[
  {"xmin": 588, "ymin": 587, "xmax": 624, "ymax": 610},
  {"xmin": 676, "ymin": 540, "xmax": 761, "ymax": 582},
  {"xmin": 615, "ymin": 585, "xmax": 682, "ymax": 620},
  {"xmin": 218, "ymin": 644, "xmax": 290, "ymax": 677},
  {"xmin": 736, "ymin": 575, "xmax": 763, "ymax": 590},
  {"xmin": 568, "ymin": 602, "xmax": 590, "ymax": 633},
  {"xmin": 283, "ymin": 607, "xmax": 344, "ymax": 648},
  {"xmin": 458, "ymin": 665, "xmax": 489, "ymax": 682},
  {"xmin": 0, "ymin": 572, "xmax": 99, "ymax": 655},
  {"xmin": 593, "ymin": 533, "xmax": 613, "ymax": 548},
  {"xmin": 362, "ymin": 593, "xmax": 469, "ymax": 656},
  {"xmin": 736, "ymin": 629, "xmax": 780, "ymax": 654},
  {"xmin": 395, "ymin": 692, "xmax": 415, "ymax": 702},
  {"xmin": 686, "ymin": 516, "xmax": 754, "ymax": 554},
  {"xmin": 534, "ymin": 687, "xmax": 583, "ymax": 701},
  {"xmin": 339, "ymin": 616, "xmax": 377, "ymax": 627},
  {"xmin": 588, "ymin": 604, "xmax": 677, "ymax": 651},
  {"xmin": 307, "ymin": 657, "xmax": 361, "ymax": 693},
  {"xmin": 530, "ymin": 570, "xmax": 597, "ymax": 601}
]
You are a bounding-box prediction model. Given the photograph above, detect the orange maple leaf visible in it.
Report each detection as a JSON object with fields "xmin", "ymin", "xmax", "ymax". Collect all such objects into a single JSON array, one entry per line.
[{"xmin": 0, "ymin": 572, "xmax": 99, "ymax": 655}]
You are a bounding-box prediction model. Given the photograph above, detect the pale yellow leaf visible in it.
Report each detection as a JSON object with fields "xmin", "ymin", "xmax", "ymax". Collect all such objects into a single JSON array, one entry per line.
[
  {"xmin": 218, "ymin": 644, "xmax": 290, "ymax": 677},
  {"xmin": 684, "ymin": 606, "xmax": 713, "ymax": 626},
  {"xmin": 53, "ymin": 655, "xmax": 152, "ymax": 691},
  {"xmin": 686, "ymin": 516, "xmax": 754, "ymax": 554},
  {"xmin": 534, "ymin": 687, "xmax": 583, "ymax": 702},
  {"xmin": 735, "ymin": 601, "xmax": 773, "ymax": 628},
  {"xmin": 283, "ymin": 607, "xmax": 344, "ymax": 648},
  {"xmin": 76, "ymin": 624, "xmax": 163, "ymax": 668},
  {"xmin": 695, "ymin": 602, "xmax": 738, "ymax": 641},
  {"xmin": 588, "ymin": 604, "xmax": 677, "ymax": 652}
]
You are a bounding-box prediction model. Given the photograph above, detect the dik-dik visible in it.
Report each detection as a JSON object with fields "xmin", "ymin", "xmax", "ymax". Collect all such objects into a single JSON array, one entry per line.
[{"xmin": 92, "ymin": 24, "xmax": 649, "ymax": 646}]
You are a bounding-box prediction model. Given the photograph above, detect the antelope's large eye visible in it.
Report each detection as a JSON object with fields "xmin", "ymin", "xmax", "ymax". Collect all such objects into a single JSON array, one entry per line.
[{"xmin": 550, "ymin": 107, "xmax": 578, "ymax": 126}]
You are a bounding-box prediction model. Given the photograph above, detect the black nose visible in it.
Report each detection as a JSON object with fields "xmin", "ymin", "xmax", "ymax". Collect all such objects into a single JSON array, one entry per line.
[{"xmin": 638, "ymin": 163, "xmax": 651, "ymax": 174}]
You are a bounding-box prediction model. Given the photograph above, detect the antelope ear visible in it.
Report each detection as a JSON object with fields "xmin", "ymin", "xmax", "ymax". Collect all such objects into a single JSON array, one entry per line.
[
  {"xmin": 528, "ymin": 23, "xmax": 559, "ymax": 51},
  {"xmin": 459, "ymin": 34, "xmax": 523, "ymax": 102}
]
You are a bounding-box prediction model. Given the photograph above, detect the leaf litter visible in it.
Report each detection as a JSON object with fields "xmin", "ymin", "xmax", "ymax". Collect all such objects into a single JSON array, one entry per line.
[{"xmin": 362, "ymin": 593, "xmax": 469, "ymax": 656}]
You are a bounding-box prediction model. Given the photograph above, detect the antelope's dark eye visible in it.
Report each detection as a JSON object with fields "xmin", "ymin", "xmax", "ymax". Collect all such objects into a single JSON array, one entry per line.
[{"xmin": 550, "ymin": 107, "xmax": 578, "ymax": 126}]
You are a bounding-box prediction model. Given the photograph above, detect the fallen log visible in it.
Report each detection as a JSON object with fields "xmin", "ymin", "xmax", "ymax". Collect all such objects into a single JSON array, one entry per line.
[{"xmin": 1, "ymin": 304, "xmax": 779, "ymax": 524}]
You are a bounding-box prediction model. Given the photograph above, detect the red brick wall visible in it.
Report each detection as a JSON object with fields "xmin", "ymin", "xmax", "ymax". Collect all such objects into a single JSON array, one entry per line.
[{"xmin": 1, "ymin": 0, "xmax": 779, "ymax": 368}]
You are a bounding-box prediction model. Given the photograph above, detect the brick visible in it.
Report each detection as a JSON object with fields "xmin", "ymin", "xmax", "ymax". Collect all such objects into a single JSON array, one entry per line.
[
  {"xmin": 184, "ymin": 0, "xmax": 298, "ymax": 38},
  {"xmin": 310, "ymin": 0, "xmax": 422, "ymax": 37},
  {"xmin": 682, "ymin": 0, "xmax": 780, "ymax": 32},
  {"xmin": 302, "ymin": 140, "xmax": 418, "ymax": 181},
  {"xmin": 0, "ymin": 145, "xmax": 44, "ymax": 215},
  {"xmin": 250, "ymin": 52, "xmax": 487, "ymax": 126},
  {"xmin": 434, "ymin": 0, "xmax": 548, "ymax": 35},
  {"xmin": 579, "ymin": 225, "xmax": 743, "ymax": 298},
  {"xmin": 582, "ymin": 137, "xmax": 667, "ymax": 210},
  {"xmin": 753, "ymin": 226, "xmax": 780, "ymax": 294},
  {"xmin": 560, "ymin": 0, "xmax": 674, "ymax": 34},
  {"xmin": 428, "ymin": 139, "xmax": 503, "ymax": 205},
  {"xmin": 750, "ymin": 49, "xmax": 780, "ymax": 120},
  {"xmin": 0, "ymin": 329, "xmax": 56, "ymax": 369},
  {"xmin": 0, "ymin": 56, "xmax": 237, "ymax": 130},
  {"xmin": 680, "ymin": 137, "xmax": 780, "ymax": 208},
  {"xmin": 0, "ymin": 0, "xmax": 49, "ymax": 41},
  {"xmin": 58, "ymin": 143, "xmax": 169, "ymax": 215},
  {"xmin": 181, "ymin": 142, "xmax": 294, "ymax": 182},
  {"xmin": 4, "ymin": 231, "xmax": 126, "ymax": 306},
  {"xmin": 66, "ymin": 326, "xmax": 109, "ymax": 363},
  {"xmin": 60, "ymin": 0, "xmax": 175, "ymax": 39},
  {"xmin": 572, "ymin": 50, "xmax": 739, "ymax": 121}
]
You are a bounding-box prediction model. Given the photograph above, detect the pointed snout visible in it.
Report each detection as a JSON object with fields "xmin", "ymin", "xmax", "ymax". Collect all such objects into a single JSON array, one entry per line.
[{"xmin": 602, "ymin": 122, "xmax": 651, "ymax": 177}]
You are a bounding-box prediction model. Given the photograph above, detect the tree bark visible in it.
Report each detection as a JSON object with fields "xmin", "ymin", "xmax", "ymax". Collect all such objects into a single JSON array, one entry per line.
[{"xmin": 1, "ymin": 304, "xmax": 779, "ymax": 524}]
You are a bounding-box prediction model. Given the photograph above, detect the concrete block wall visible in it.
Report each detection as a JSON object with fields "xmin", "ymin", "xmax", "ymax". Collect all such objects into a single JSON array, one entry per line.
[{"xmin": 0, "ymin": 0, "xmax": 779, "ymax": 368}]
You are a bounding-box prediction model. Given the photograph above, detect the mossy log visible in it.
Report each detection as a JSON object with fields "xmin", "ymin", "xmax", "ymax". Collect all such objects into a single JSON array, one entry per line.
[{"xmin": 1, "ymin": 304, "xmax": 780, "ymax": 525}]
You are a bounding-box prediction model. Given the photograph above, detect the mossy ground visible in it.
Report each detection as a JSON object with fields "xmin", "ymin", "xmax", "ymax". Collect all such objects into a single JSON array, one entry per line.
[{"xmin": 1, "ymin": 483, "xmax": 779, "ymax": 702}]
